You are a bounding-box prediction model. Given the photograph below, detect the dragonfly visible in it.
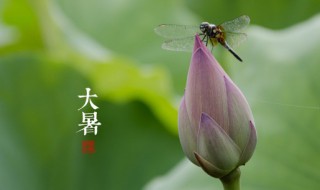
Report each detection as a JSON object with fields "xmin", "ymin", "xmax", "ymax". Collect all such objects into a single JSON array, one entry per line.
[{"xmin": 154, "ymin": 15, "xmax": 250, "ymax": 62}]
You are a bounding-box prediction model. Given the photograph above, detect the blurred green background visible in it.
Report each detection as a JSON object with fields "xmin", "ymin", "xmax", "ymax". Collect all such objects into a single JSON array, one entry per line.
[{"xmin": 0, "ymin": 0, "xmax": 319, "ymax": 189}]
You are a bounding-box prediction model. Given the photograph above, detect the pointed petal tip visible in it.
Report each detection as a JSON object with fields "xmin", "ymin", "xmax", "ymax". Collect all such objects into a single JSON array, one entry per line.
[
  {"xmin": 192, "ymin": 36, "xmax": 221, "ymax": 69},
  {"xmin": 193, "ymin": 34, "xmax": 203, "ymax": 51},
  {"xmin": 191, "ymin": 46, "xmax": 214, "ymax": 68},
  {"xmin": 249, "ymin": 120, "xmax": 255, "ymax": 128},
  {"xmin": 193, "ymin": 34, "xmax": 211, "ymax": 54},
  {"xmin": 199, "ymin": 113, "xmax": 223, "ymax": 130},
  {"xmin": 249, "ymin": 120, "xmax": 257, "ymax": 144},
  {"xmin": 249, "ymin": 120, "xmax": 257, "ymax": 140},
  {"xmin": 199, "ymin": 113, "xmax": 220, "ymax": 131},
  {"xmin": 200, "ymin": 112, "xmax": 211, "ymax": 123}
]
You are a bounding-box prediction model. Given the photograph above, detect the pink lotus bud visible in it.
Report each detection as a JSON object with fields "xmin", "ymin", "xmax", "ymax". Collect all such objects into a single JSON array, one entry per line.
[{"xmin": 178, "ymin": 35, "xmax": 257, "ymax": 178}]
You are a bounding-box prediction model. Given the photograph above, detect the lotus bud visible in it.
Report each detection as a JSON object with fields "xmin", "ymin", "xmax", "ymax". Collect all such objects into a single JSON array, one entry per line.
[{"xmin": 178, "ymin": 35, "xmax": 257, "ymax": 180}]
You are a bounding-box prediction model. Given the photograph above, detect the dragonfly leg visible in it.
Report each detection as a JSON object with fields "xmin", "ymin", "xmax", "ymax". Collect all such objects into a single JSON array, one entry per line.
[
  {"xmin": 201, "ymin": 34, "xmax": 206, "ymax": 42},
  {"xmin": 206, "ymin": 36, "xmax": 209, "ymax": 46}
]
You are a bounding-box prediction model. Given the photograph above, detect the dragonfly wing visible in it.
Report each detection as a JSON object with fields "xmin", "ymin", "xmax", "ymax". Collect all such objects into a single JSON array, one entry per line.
[
  {"xmin": 154, "ymin": 24, "xmax": 200, "ymax": 39},
  {"xmin": 162, "ymin": 37, "xmax": 195, "ymax": 52},
  {"xmin": 224, "ymin": 32, "xmax": 247, "ymax": 49},
  {"xmin": 220, "ymin": 15, "xmax": 250, "ymax": 33}
]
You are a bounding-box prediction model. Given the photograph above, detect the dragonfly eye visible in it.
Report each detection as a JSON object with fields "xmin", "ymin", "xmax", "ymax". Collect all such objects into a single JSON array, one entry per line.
[{"xmin": 200, "ymin": 22, "xmax": 210, "ymax": 33}]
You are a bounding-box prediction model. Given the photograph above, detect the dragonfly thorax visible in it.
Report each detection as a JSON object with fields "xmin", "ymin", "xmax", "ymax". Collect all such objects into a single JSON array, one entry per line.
[{"xmin": 199, "ymin": 22, "xmax": 218, "ymax": 37}]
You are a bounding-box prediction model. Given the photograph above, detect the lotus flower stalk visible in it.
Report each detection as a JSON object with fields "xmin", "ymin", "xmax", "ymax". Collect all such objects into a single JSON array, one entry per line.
[{"xmin": 178, "ymin": 35, "xmax": 257, "ymax": 190}]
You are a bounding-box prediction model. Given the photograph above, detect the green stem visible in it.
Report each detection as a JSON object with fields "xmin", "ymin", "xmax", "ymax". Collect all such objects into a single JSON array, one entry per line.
[{"xmin": 220, "ymin": 168, "xmax": 241, "ymax": 190}]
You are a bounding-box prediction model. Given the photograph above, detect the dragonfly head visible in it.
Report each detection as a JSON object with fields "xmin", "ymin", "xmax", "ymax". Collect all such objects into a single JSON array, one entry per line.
[{"xmin": 200, "ymin": 22, "xmax": 210, "ymax": 33}]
